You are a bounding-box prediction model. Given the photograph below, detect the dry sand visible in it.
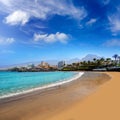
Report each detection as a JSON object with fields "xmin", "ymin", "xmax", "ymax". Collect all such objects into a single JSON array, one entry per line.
[
  {"xmin": 49, "ymin": 72, "xmax": 120, "ymax": 120},
  {"xmin": 0, "ymin": 72, "xmax": 114, "ymax": 120}
]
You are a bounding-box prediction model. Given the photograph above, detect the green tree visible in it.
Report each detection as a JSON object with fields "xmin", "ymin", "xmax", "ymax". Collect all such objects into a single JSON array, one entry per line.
[
  {"xmin": 93, "ymin": 58, "xmax": 96, "ymax": 62},
  {"xmin": 106, "ymin": 58, "xmax": 111, "ymax": 66},
  {"xmin": 113, "ymin": 54, "xmax": 118, "ymax": 65}
]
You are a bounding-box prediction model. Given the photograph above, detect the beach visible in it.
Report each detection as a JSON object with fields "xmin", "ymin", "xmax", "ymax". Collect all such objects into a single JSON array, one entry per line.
[
  {"xmin": 49, "ymin": 72, "xmax": 120, "ymax": 120},
  {"xmin": 0, "ymin": 72, "xmax": 114, "ymax": 120}
]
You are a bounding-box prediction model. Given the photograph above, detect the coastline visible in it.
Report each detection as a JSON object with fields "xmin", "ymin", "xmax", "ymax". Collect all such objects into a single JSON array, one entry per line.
[
  {"xmin": 0, "ymin": 72, "xmax": 84, "ymax": 100},
  {"xmin": 0, "ymin": 72, "xmax": 110, "ymax": 120}
]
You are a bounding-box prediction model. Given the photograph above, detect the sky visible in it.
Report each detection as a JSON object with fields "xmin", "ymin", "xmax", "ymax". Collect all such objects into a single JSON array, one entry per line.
[{"xmin": 0, "ymin": 0, "xmax": 120, "ymax": 66}]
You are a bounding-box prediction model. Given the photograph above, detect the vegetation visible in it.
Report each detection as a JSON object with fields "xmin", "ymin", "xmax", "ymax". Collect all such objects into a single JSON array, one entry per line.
[{"xmin": 62, "ymin": 55, "xmax": 120, "ymax": 71}]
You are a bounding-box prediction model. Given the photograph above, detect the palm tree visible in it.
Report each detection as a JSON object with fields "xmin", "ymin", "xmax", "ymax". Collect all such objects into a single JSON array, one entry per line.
[
  {"xmin": 100, "ymin": 57, "xmax": 105, "ymax": 61},
  {"xmin": 106, "ymin": 58, "xmax": 111, "ymax": 66},
  {"xmin": 99, "ymin": 58, "xmax": 105, "ymax": 65},
  {"xmin": 83, "ymin": 61, "xmax": 87, "ymax": 65},
  {"xmin": 112, "ymin": 54, "xmax": 118, "ymax": 65},
  {"xmin": 93, "ymin": 58, "xmax": 96, "ymax": 62},
  {"xmin": 96, "ymin": 59, "xmax": 101, "ymax": 66}
]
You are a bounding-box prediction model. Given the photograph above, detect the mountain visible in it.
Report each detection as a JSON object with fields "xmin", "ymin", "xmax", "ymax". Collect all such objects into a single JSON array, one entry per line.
[
  {"xmin": 0, "ymin": 54, "xmax": 102, "ymax": 69},
  {"xmin": 66, "ymin": 54, "xmax": 101, "ymax": 64},
  {"xmin": 80, "ymin": 54, "xmax": 101, "ymax": 61}
]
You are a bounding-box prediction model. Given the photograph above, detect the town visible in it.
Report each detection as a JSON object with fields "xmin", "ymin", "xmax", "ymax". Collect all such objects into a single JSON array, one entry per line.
[
  {"xmin": 9, "ymin": 61, "xmax": 65, "ymax": 72},
  {"xmin": 9, "ymin": 54, "xmax": 120, "ymax": 72}
]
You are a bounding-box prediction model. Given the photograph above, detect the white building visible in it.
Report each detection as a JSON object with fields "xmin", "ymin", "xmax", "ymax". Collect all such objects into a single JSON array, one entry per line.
[
  {"xmin": 27, "ymin": 64, "xmax": 35, "ymax": 69},
  {"xmin": 40, "ymin": 61, "xmax": 49, "ymax": 67}
]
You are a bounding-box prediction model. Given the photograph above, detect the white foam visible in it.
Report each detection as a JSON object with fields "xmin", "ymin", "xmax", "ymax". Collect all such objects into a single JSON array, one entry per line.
[{"xmin": 0, "ymin": 72, "xmax": 84, "ymax": 99}]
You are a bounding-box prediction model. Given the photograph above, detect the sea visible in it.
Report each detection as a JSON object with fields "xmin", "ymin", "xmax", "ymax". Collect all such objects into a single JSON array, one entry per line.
[{"xmin": 0, "ymin": 71, "xmax": 84, "ymax": 99}]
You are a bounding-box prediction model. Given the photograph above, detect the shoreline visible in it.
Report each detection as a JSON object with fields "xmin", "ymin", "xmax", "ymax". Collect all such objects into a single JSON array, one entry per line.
[
  {"xmin": 0, "ymin": 72, "xmax": 110, "ymax": 120},
  {"xmin": 0, "ymin": 72, "xmax": 84, "ymax": 100}
]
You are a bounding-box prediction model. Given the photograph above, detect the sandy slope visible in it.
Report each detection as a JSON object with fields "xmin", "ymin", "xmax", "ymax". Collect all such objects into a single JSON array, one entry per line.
[{"xmin": 49, "ymin": 72, "xmax": 120, "ymax": 120}]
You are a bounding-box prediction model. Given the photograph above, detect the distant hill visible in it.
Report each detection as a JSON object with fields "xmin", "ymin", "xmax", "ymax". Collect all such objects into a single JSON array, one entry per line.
[
  {"xmin": 0, "ymin": 54, "xmax": 102, "ymax": 69},
  {"xmin": 66, "ymin": 54, "xmax": 101, "ymax": 64},
  {"xmin": 80, "ymin": 54, "xmax": 101, "ymax": 61}
]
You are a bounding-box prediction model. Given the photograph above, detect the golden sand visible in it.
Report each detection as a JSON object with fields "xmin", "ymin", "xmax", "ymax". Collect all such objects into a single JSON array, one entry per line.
[{"xmin": 49, "ymin": 72, "xmax": 120, "ymax": 120}]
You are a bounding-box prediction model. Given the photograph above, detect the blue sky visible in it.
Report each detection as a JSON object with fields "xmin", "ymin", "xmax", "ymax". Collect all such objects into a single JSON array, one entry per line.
[{"xmin": 0, "ymin": 0, "xmax": 120, "ymax": 66}]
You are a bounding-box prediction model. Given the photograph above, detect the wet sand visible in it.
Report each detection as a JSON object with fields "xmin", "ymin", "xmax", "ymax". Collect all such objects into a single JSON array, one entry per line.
[{"xmin": 0, "ymin": 72, "xmax": 110, "ymax": 120}]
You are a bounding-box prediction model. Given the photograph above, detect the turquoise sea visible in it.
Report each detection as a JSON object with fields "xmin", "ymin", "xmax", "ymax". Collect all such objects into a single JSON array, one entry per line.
[{"xmin": 0, "ymin": 71, "xmax": 83, "ymax": 99}]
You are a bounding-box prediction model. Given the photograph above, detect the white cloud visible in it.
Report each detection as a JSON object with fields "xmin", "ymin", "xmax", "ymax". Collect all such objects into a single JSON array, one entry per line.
[
  {"xmin": 108, "ymin": 15, "xmax": 120, "ymax": 34},
  {"xmin": 34, "ymin": 32, "xmax": 69, "ymax": 43},
  {"xmin": 5, "ymin": 10, "xmax": 29, "ymax": 25},
  {"xmin": 0, "ymin": 0, "xmax": 87, "ymax": 26},
  {"xmin": 108, "ymin": 7, "xmax": 120, "ymax": 35},
  {"xmin": 104, "ymin": 39, "xmax": 120, "ymax": 47},
  {"xmin": 0, "ymin": 37, "xmax": 15, "ymax": 45},
  {"xmin": 86, "ymin": 18, "xmax": 97, "ymax": 26}
]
